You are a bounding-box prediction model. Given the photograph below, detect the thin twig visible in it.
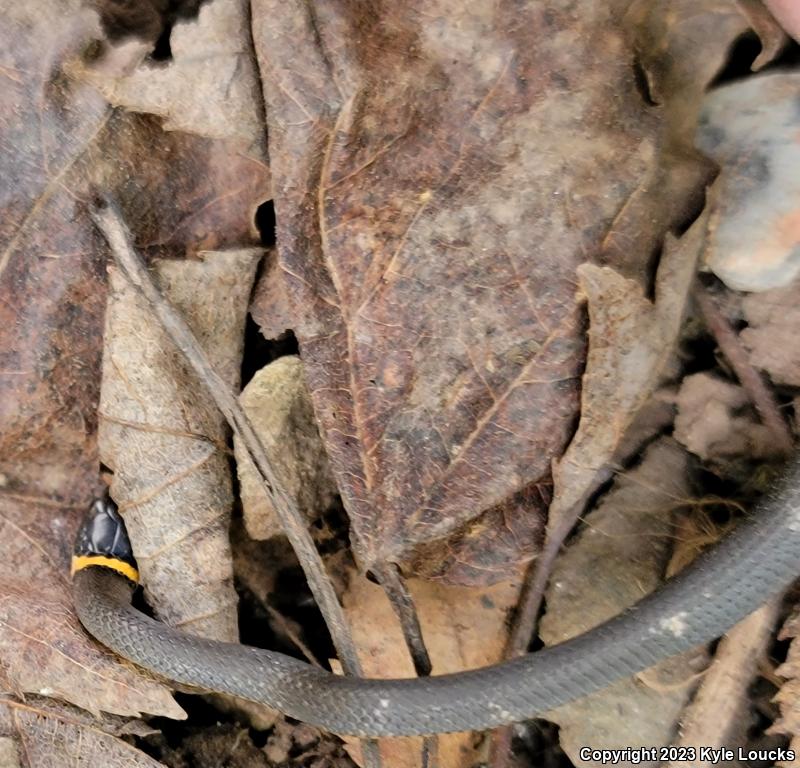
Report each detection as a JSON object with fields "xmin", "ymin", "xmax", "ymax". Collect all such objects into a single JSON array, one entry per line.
[
  {"xmin": 91, "ymin": 200, "xmax": 381, "ymax": 767},
  {"xmin": 374, "ymin": 563, "xmax": 437, "ymax": 768},
  {"xmin": 693, "ymin": 284, "xmax": 793, "ymax": 455},
  {"xmin": 664, "ymin": 598, "xmax": 781, "ymax": 767},
  {"xmin": 265, "ymin": 605, "xmax": 323, "ymax": 668},
  {"xmin": 487, "ymin": 511, "xmax": 579, "ymax": 767},
  {"xmin": 489, "ymin": 468, "xmax": 613, "ymax": 768},
  {"xmin": 374, "ymin": 564, "xmax": 432, "ymax": 676}
]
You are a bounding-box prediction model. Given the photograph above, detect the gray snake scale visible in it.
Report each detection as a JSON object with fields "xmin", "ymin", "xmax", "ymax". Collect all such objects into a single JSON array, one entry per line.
[{"xmin": 73, "ymin": 461, "xmax": 800, "ymax": 737}]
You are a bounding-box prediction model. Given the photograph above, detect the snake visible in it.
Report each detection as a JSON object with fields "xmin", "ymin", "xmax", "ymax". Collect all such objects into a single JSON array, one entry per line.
[{"xmin": 72, "ymin": 465, "xmax": 800, "ymax": 738}]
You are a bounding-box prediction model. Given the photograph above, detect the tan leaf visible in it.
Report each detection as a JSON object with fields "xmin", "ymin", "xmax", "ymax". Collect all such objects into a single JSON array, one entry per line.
[
  {"xmin": 0, "ymin": 697, "xmax": 167, "ymax": 767},
  {"xmin": 667, "ymin": 600, "xmax": 781, "ymax": 766},
  {"xmin": 737, "ymin": 0, "xmax": 790, "ymax": 69},
  {"xmin": 100, "ymin": 251, "xmax": 261, "ymax": 641},
  {"xmin": 541, "ymin": 439, "xmax": 706, "ymax": 761},
  {"xmin": 75, "ymin": 0, "xmax": 269, "ymax": 164},
  {"xmin": 340, "ymin": 571, "xmax": 523, "ymax": 767},
  {"xmin": 548, "ymin": 211, "xmax": 706, "ymax": 534},
  {"xmin": 773, "ymin": 608, "xmax": 800, "ymax": 739}
]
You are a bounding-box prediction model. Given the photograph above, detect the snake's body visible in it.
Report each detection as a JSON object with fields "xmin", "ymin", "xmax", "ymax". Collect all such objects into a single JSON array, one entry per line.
[{"xmin": 72, "ymin": 462, "xmax": 800, "ymax": 737}]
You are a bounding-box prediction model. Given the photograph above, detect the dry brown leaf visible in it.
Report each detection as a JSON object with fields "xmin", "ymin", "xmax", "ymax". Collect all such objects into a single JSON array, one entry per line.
[
  {"xmin": 408, "ymin": 481, "xmax": 548, "ymax": 585},
  {"xmin": 75, "ymin": 0, "xmax": 269, "ymax": 164},
  {"xmin": 600, "ymin": 0, "xmax": 751, "ymax": 280},
  {"xmin": 250, "ymin": 0, "xmax": 759, "ymax": 584},
  {"xmin": 235, "ymin": 356, "xmax": 338, "ymax": 540},
  {"xmin": 667, "ymin": 600, "xmax": 781, "ymax": 765},
  {"xmin": 741, "ymin": 280, "xmax": 800, "ymax": 386},
  {"xmin": 0, "ymin": 697, "xmax": 167, "ymax": 768},
  {"xmin": 262, "ymin": 719, "xmax": 357, "ymax": 768},
  {"xmin": 614, "ymin": 387, "xmax": 679, "ymax": 463},
  {"xmin": 100, "ymin": 112, "xmax": 269, "ymax": 259},
  {"xmin": 0, "ymin": 1, "xmax": 110, "ymax": 498},
  {"xmin": 737, "ymin": 0, "xmax": 790, "ymax": 69},
  {"xmin": 163, "ymin": 723, "xmax": 270, "ymax": 768},
  {"xmin": 774, "ymin": 609, "xmax": 800, "ymax": 747},
  {"xmin": 0, "ymin": 736, "xmax": 18, "ymax": 768},
  {"xmin": 540, "ymin": 439, "xmax": 706, "ymax": 760},
  {"xmin": 249, "ymin": 249, "xmax": 294, "ymax": 341},
  {"xmin": 0, "ymin": 496, "xmax": 184, "ymax": 720},
  {"xmin": 548, "ymin": 211, "xmax": 706, "ymax": 535},
  {"xmin": 780, "ymin": 739, "xmax": 800, "ymax": 768},
  {"xmin": 3, "ymin": 0, "xmax": 792, "ymax": 761},
  {"xmin": 0, "ymin": 0, "xmax": 259, "ymax": 722},
  {"xmin": 100, "ymin": 251, "xmax": 260, "ymax": 641},
  {"xmin": 251, "ymin": 0, "xmax": 677, "ymax": 583},
  {"xmin": 340, "ymin": 570, "xmax": 523, "ymax": 768}
]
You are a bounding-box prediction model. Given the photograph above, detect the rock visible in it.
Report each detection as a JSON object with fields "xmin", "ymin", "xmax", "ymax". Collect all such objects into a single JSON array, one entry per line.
[
  {"xmin": 697, "ymin": 73, "xmax": 800, "ymax": 292},
  {"xmin": 235, "ymin": 356, "xmax": 338, "ymax": 540}
]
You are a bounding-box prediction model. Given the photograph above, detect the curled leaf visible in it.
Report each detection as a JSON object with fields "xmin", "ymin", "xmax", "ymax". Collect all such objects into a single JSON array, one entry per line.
[
  {"xmin": 99, "ymin": 250, "xmax": 261, "ymax": 641},
  {"xmin": 541, "ymin": 440, "xmax": 706, "ymax": 758},
  {"xmin": 76, "ymin": 0, "xmax": 269, "ymax": 164}
]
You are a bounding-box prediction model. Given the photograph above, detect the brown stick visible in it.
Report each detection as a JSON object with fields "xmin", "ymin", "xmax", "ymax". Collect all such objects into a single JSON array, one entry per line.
[
  {"xmin": 664, "ymin": 598, "xmax": 781, "ymax": 767},
  {"xmin": 374, "ymin": 564, "xmax": 433, "ymax": 677},
  {"xmin": 693, "ymin": 285, "xmax": 793, "ymax": 456},
  {"xmin": 91, "ymin": 200, "xmax": 382, "ymax": 767},
  {"xmin": 489, "ymin": 467, "xmax": 613, "ymax": 768},
  {"xmin": 374, "ymin": 563, "xmax": 437, "ymax": 768}
]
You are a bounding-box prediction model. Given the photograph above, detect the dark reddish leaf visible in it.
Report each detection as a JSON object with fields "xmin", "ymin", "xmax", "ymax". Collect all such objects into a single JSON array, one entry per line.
[
  {"xmin": 250, "ymin": 0, "xmax": 751, "ymax": 582},
  {"xmin": 0, "ymin": 496, "xmax": 184, "ymax": 719},
  {"xmin": 0, "ymin": 0, "xmax": 267, "ymax": 718}
]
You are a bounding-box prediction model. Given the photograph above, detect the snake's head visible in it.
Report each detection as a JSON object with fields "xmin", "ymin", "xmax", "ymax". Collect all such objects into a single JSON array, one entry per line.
[{"xmin": 71, "ymin": 497, "xmax": 139, "ymax": 583}]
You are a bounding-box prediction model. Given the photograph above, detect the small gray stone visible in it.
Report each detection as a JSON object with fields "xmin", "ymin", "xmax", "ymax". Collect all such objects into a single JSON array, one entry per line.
[{"xmin": 697, "ymin": 73, "xmax": 800, "ymax": 292}]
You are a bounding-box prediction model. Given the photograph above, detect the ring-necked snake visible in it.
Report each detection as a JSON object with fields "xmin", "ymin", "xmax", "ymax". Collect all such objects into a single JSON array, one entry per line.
[{"xmin": 72, "ymin": 464, "xmax": 800, "ymax": 737}]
